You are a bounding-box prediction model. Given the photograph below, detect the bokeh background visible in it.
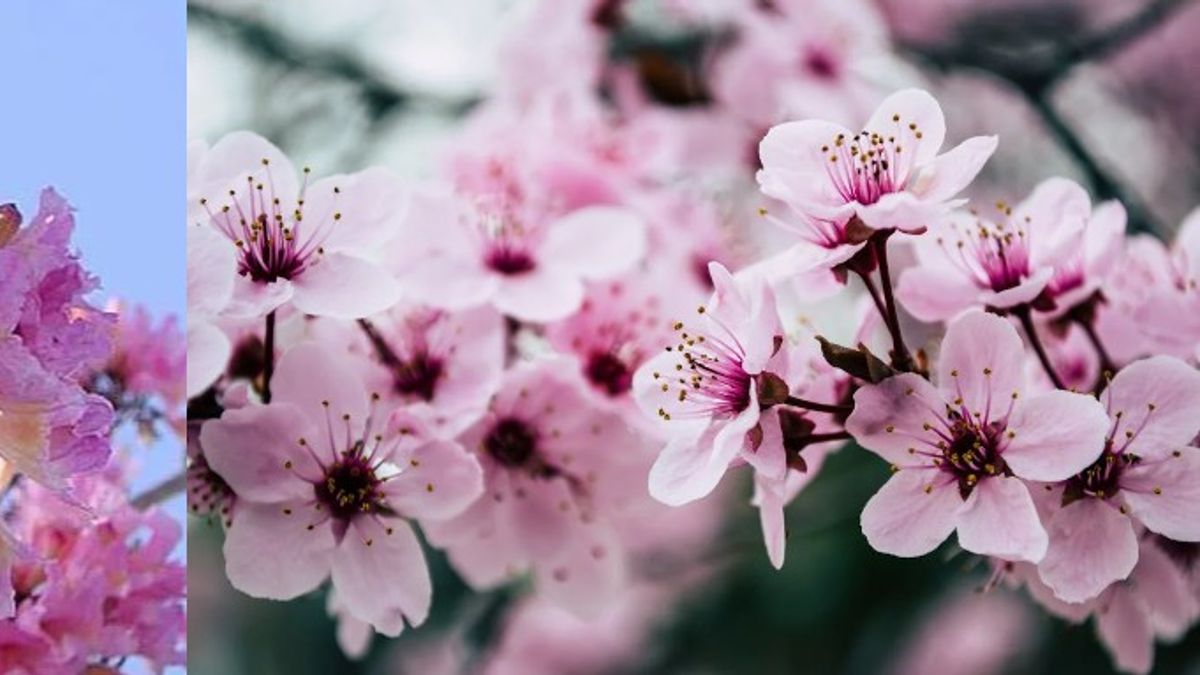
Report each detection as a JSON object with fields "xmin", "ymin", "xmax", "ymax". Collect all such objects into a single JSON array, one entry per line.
[{"xmin": 187, "ymin": 1, "xmax": 1200, "ymax": 673}]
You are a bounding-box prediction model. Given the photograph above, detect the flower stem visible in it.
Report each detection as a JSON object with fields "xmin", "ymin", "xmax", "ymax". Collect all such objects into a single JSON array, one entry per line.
[
  {"xmin": 262, "ymin": 310, "xmax": 276, "ymax": 403},
  {"xmin": 873, "ymin": 233, "xmax": 914, "ymax": 372},
  {"xmin": 784, "ymin": 395, "xmax": 852, "ymax": 415},
  {"xmin": 803, "ymin": 430, "xmax": 852, "ymax": 445},
  {"xmin": 1014, "ymin": 305, "xmax": 1065, "ymax": 389}
]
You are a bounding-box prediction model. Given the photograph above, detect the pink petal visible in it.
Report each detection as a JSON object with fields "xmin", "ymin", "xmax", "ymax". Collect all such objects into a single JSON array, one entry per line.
[
  {"xmin": 860, "ymin": 468, "xmax": 961, "ymax": 557},
  {"xmin": 306, "ymin": 168, "xmax": 408, "ymax": 252},
  {"xmin": 382, "ymin": 439, "xmax": 484, "ymax": 521},
  {"xmin": 331, "ymin": 517, "xmax": 431, "ymax": 630},
  {"xmin": 648, "ymin": 406, "xmax": 756, "ymax": 506},
  {"xmin": 1016, "ymin": 178, "xmax": 1092, "ymax": 268},
  {"xmin": 536, "ymin": 520, "xmax": 625, "ymax": 619},
  {"xmin": 492, "ymin": 267, "xmax": 585, "ymax": 322},
  {"xmin": 936, "ymin": 310, "xmax": 1025, "ymax": 422},
  {"xmin": 223, "ymin": 501, "xmax": 335, "ymax": 600},
  {"xmin": 503, "ymin": 474, "xmax": 578, "ymax": 560},
  {"xmin": 865, "ymin": 89, "xmax": 946, "ymax": 171},
  {"xmin": 1103, "ymin": 356, "xmax": 1200, "ymax": 459},
  {"xmin": 195, "ymin": 131, "xmax": 299, "ymax": 204},
  {"xmin": 200, "ymin": 404, "xmax": 317, "ymax": 502},
  {"xmin": 186, "ymin": 321, "xmax": 230, "ymax": 399},
  {"xmin": 957, "ymin": 476, "xmax": 1047, "ymax": 562},
  {"xmin": 753, "ymin": 472, "xmax": 788, "ymax": 569},
  {"xmin": 1096, "ymin": 587, "xmax": 1154, "ymax": 675},
  {"xmin": 757, "ymin": 119, "xmax": 855, "ymax": 216},
  {"xmin": 846, "ymin": 373, "xmax": 946, "ymax": 467},
  {"xmin": 399, "ymin": 255, "xmax": 500, "ymax": 312},
  {"xmin": 909, "ymin": 135, "xmax": 998, "ymax": 203},
  {"xmin": 1037, "ymin": 498, "xmax": 1137, "ymax": 603},
  {"xmin": 896, "ymin": 265, "xmax": 983, "ymax": 322},
  {"xmin": 856, "ymin": 191, "xmax": 950, "ymax": 234},
  {"xmin": 1004, "ymin": 390, "xmax": 1109, "ymax": 481},
  {"xmin": 291, "ymin": 254, "xmax": 401, "ymax": 320},
  {"xmin": 541, "ymin": 206, "xmax": 646, "ymax": 280},
  {"xmin": 271, "ymin": 342, "xmax": 369, "ymax": 441},
  {"xmin": 983, "ymin": 268, "xmax": 1052, "ymax": 310},
  {"xmin": 223, "ymin": 274, "xmax": 294, "ymax": 319},
  {"xmin": 188, "ymin": 224, "xmax": 235, "ymax": 317},
  {"xmin": 631, "ymin": 351, "xmax": 708, "ymax": 439},
  {"xmin": 1130, "ymin": 539, "xmax": 1200, "ymax": 639},
  {"xmin": 1121, "ymin": 446, "xmax": 1200, "ymax": 541}
]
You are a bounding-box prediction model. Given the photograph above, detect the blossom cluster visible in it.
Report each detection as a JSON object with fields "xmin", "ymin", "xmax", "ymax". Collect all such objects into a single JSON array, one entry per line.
[
  {"xmin": 0, "ymin": 189, "xmax": 187, "ymax": 672},
  {"xmin": 188, "ymin": 0, "xmax": 1200, "ymax": 671}
]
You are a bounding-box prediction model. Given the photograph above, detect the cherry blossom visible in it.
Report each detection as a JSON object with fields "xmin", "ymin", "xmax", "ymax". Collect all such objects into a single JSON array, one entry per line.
[{"xmin": 847, "ymin": 310, "xmax": 1109, "ymax": 561}]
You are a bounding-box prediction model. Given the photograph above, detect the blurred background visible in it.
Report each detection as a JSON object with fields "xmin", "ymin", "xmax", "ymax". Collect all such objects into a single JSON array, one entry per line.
[{"xmin": 188, "ymin": 0, "xmax": 1200, "ymax": 673}]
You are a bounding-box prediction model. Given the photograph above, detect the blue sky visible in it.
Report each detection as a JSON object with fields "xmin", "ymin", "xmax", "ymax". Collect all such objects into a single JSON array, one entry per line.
[{"xmin": 0, "ymin": 3, "xmax": 186, "ymax": 672}]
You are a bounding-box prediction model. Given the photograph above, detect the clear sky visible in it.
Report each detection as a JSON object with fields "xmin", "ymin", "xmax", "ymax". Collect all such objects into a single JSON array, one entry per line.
[{"xmin": 0, "ymin": 3, "xmax": 186, "ymax": 673}]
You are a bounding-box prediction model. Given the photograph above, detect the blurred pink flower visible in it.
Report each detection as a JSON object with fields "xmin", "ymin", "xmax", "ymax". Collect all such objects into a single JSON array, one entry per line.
[
  {"xmin": 200, "ymin": 342, "xmax": 483, "ymax": 635},
  {"xmin": 105, "ymin": 304, "xmax": 186, "ymax": 408},
  {"xmin": 393, "ymin": 187, "xmax": 646, "ymax": 323},
  {"xmin": 3, "ymin": 468, "xmax": 186, "ymax": 672},
  {"xmin": 892, "ymin": 587, "xmax": 1035, "ymax": 675},
  {"xmin": 847, "ymin": 310, "xmax": 1108, "ymax": 561},
  {"xmin": 425, "ymin": 361, "xmax": 649, "ymax": 617},
  {"xmin": 1137, "ymin": 207, "xmax": 1200, "ymax": 362}
]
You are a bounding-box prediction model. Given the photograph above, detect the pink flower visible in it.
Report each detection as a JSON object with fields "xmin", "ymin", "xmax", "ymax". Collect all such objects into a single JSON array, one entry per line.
[
  {"xmin": 102, "ymin": 303, "xmax": 186, "ymax": 409},
  {"xmin": 393, "ymin": 186, "xmax": 646, "ymax": 323},
  {"xmin": 632, "ymin": 262, "xmax": 785, "ymax": 505},
  {"xmin": 190, "ymin": 132, "xmax": 403, "ymax": 320},
  {"xmin": 355, "ymin": 302, "xmax": 505, "ymax": 438},
  {"xmin": 847, "ymin": 310, "xmax": 1109, "ymax": 562},
  {"xmin": 756, "ymin": 88, "xmax": 996, "ymax": 271},
  {"xmin": 712, "ymin": 0, "xmax": 894, "ymax": 128},
  {"xmin": 425, "ymin": 361, "xmax": 648, "ymax": 617},
  {"xmin": 1035, "ymin": 356, "xmax": 1200, "ymax": 603},
  {"xmin": 199, "ymin": 342, "xmax": 483, "ymax": 635},
  {"xmin": 0, "ymin": 189, "xmax": 113, "ymax": 490},
  {"xmin": 1137, "ymin": 207, "xmax": 1200, "ymax": 362},
  {"xmin": 898, "ymin": 178, "xmax": 1115, "ymax": 321},
  {"xmin": 4, "ymin": 468, "xmax": 186, "ymax": 672},
  {"xmin": 892, "ymin": 586, "xmax": 1034, "ymax": 675}
]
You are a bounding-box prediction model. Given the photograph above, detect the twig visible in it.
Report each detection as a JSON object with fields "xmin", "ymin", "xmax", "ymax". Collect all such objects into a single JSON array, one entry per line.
[
  {"xmin": 131, "ymin": 471, "xmax": 187, "ymax": 510},
  {"xmin": 784, "ymin": 396, "xmax": 852, "ymax": 415},
  {"xmin": 1014, "ymin": 306, "xmax": 1065, "ymax": 389},
  {"xmin": 262, "ymin": 310, "xmax": 276, "ymax": 403},
  {"xmin": 873, "ymin": 234, "xmax": 914, "ymax": 372}
]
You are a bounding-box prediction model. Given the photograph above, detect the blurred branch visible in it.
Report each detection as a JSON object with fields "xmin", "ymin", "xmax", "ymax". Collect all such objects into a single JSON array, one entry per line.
[
  {"xmin": 131, "ymin": 471, "xmax": 186, "ymax": 510},
  {"xmin": 188, "ymin": 4, "xmax": 477, "ymax": 119},
  {"xmin": 904, "ymin": 0, "xmax": 1196, "ymax": 235}
]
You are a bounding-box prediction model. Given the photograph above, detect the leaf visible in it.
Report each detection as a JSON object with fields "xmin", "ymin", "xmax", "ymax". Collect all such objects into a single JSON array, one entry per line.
[
  {"xmin": 755, "ymin": 371, "xmax": 790, "ymax": 408},
  {"xmin": 815, "ymin": 336, "xmax": 896, "ymax": 384}
]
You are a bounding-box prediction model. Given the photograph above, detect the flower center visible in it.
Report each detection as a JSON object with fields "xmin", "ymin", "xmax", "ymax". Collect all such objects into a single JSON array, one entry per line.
[
  {"xmin": 1064, "ymin": 448, "xmax": 1137, "ymax": 501},
  {"xmin": 653, "ymin": 309, "xmax": 753, "ymax": 422},
  {"xmin": 585, "ymin": 351, "xmax": 632, "ymax": 396},
  {"xmin": 937, "ymin": 203, "xmax": 1033, "ymax": 293},
  {"xmin": 485, "ymin": 246, "xmax": 536, "ymax": 275},
  {"xmin": 314, "ymin": 446, "xmax": 385, "ymax": 520},
  {"xmin": 801, "ymin": 45, "xmax": 839, "ymax": 81},
  {"xmin": 938, "ymin": 414, "xmax": 1009, "ymax": 498},
  {"xmin": 201, "ymin": 162, "xmax": 338, "ymax": 284},
  {"xmin": 485, "ymin": 417, "xmax": 538, "ymax": 467},
  {"xmin": 393, "ymin": 352, "xmax": 444, "ymax": 402},
  {"xmin": 821, "ymin": 115, "xmax": 924, "ymax": 206}
]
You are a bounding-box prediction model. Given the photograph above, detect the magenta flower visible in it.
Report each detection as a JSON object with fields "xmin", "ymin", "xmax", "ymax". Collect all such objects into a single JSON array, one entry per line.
[
  {"xmin": 425, "ymin": 361, "xmax": 647, "ymax": 617},
  {"xmin": 393, "ymin": 187, "xmax": 646, "ymax": 323},
  {"xmin": 756, "ymin": 88, "xmax": 996, "ymax": 271},
  {"xmin": 632, "ymin": 262, "xmax": 785, "ymax": 506},
  {"xmin": 191, "ymin": 132, "xmax": 403, "ymax": 320},
  {"xmin": 898, "ymin": 178, "xmax": 1119, "ymax": 321},
  {"xmin": 847, "ymin": 311, "xmax": 1109, "ymax": 562},
  {"xmin": 0, "ymin": 189, "xmax": 113, "ymax": 490},
  {"xmin": 200, "ymin": 342, "xmax": 483, "ymax": 635},
  {"xmin": 1035, "ymin": 356, "xmax": 1200, "ymax": 602}
]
